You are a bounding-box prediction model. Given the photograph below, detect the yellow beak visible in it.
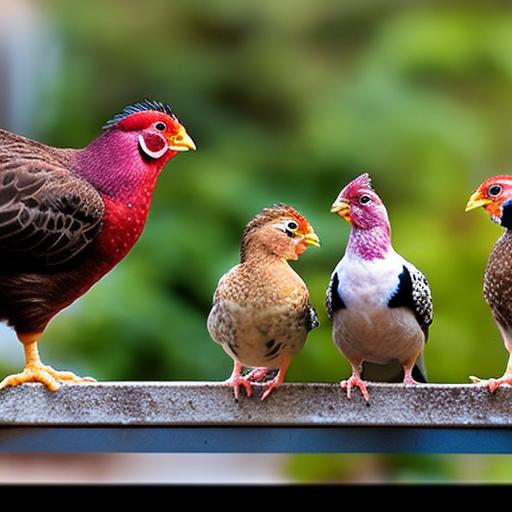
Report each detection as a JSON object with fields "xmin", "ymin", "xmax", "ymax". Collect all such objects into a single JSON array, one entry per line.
[
  {"xmin": 168, "ymin": 129, "xmax": 197, "ymax": 152},
  {"xmin": 302, "ymin": 231, "xmax": 320, "ymax": 247},
  {"xmin": 331, "ymin": 199, "xmax": 351, "ymax": 222},
  {"xmin": 465, "ymin": 191, "xmax": 491, "ymax": 212}
]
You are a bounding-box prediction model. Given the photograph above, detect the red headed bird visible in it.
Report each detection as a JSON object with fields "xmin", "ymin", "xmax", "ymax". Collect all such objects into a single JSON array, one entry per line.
[
  {"xmin": 0, "ymin": 100, "xmax": 195, "ymax": 390},
  {"xmin": 466, "ymin": 176, "xmax": 512, "ymax": 392}
]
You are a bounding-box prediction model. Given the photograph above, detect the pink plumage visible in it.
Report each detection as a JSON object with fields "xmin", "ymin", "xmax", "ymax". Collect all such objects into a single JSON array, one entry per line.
[
  {"xmin": 327, "ymin": 173, "xmax": 433, "ymax": 400},
  {"xmin": 332, "ymin": 173, "xmax": 391, "ymax": 260}
]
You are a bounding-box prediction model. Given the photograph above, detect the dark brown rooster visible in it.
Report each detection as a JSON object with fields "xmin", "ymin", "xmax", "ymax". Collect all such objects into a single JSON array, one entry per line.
[{"xmin": 0, "ymin": 100, "xmax": 195, "ymax": 390}]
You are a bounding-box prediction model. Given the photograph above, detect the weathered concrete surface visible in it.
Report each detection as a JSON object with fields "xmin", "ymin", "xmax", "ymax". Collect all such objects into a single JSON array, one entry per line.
[{"xmin": 0, "ymin": 382, "xmax": 510, "ymax": 427}]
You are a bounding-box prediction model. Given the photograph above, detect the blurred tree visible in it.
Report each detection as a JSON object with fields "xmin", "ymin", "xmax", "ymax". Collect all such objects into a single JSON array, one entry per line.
[{"xmin": 3, "ymin": 0, "xmax": 512, "ymax": 482}]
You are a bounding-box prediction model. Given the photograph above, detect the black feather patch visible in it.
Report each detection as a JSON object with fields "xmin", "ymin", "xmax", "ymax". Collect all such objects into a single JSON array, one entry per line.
[
  {"xmin": 329, "ymin": 272, "xmax": 346, "ymax": 313},
  {"xmin": 102, "ymin": 99, "xmax": 177, "ymax": 130},
  {"xmin": 388, "ymin": 266, "xmax": 414, "ymax": 310},
  {"xmin": 412, "ymin": 364, "xmax": 427, "ymax": 383},
  {"xmin": 387, "ymin": 265, "xmax": 432, "ymax": 337},
  {"xmin": 501, "ymin": 199, "xmax": 512, "ymax": 229}
]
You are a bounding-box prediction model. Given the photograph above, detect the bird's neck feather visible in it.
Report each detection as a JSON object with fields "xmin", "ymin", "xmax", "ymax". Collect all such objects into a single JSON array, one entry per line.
[
  {"xmin": 76, "ymin": 130, "xmax": 173, "ymax": 200},
  {"xmin": 346, "ymin": 223, "xmax": 392, "ymax": 261},
  {"xmin": 241, "ymin": 247, "xmax": 291, "ymax": 265}
]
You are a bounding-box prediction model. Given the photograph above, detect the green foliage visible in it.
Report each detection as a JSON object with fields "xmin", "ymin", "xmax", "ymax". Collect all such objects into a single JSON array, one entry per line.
[
  {"xmin": 287, "ymin": 454, "xmax": 512, "ymax": 483},
  {"xmin": 9, "ymin": 0, "xmax": 512, "ymax": 482}
]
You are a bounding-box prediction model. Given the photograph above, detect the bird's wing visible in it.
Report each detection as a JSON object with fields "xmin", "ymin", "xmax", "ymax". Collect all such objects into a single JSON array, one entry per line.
[
  {"xmin": 325, "ymin": 270, "xmax": 346, "ymax": 320},
  {"xmin": 211, "ymin": 267, "xmax": 238, "ymax": 303},
  {"xmin": 0, "ymin": 158, "xmax": 104, "ymax": 267},
  {"xmin": 387, "ymin": 262, "xmax": 433, "ymax": 339}
]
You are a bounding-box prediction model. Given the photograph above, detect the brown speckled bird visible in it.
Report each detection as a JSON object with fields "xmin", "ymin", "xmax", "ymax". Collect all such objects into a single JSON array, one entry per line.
[
  {"xmin": 0, "ymin": 100, "xmax": 195, "ymax": 391},
  {"xmin": 466, "ymin": 176, "xmax": 512, "ymax": 392},
  {"xmin": 207, "ymin": 204, "xmax": 320, "ymax": 400}
]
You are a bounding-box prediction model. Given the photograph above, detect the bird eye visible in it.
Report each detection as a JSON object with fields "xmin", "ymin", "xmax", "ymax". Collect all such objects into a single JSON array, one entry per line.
[
  {"xmin": 284, "ymin": 220, "xmax": 298, "ymax": 237},
  {"xmin": 488, "ymin": 185, "xmax": 502, "ymax": 197},
  {"xmin": 155, "ymin": 122, "xmax": 167, "ymax": 131},
  {"xmin": 359, "ymin": 195, "xmax": 371, "ymax": 204}
]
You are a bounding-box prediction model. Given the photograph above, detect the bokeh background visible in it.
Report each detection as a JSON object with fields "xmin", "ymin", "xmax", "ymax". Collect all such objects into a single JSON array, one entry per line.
[{"xmin": 2, "ymin": 0, "xmax": 512, "ymax": 483}]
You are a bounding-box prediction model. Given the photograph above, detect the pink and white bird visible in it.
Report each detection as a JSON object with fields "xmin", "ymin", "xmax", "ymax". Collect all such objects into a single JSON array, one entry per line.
[{"xmin": 326, "ymin": 174, "xmax": 433, "ymax": 401}]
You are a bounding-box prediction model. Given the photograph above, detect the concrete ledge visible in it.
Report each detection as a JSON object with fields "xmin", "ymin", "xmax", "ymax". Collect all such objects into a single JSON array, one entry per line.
[{"xmin": 0, "ymin": 382, "xmax": 510, "ymax": 427}]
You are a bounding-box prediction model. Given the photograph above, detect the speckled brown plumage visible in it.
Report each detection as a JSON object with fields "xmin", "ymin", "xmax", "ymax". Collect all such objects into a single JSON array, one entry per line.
[
  {"xmin": 209, "ymin": 260, "xmax": 316, "ymax": 367},
  {"xmin": 207, "ymin": 204, "xmax": 319, "ymax": 400},
  {"xmin": 484, "ymin": 231, "xmax": 512, "ymax": 332},
  {"xmin": 465, "ymin": 175, "xmax": 512, "ymax": 392}
]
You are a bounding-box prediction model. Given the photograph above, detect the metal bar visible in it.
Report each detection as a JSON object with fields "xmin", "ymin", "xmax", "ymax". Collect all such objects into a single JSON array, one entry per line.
[
  {"xmin": 1, "ymin": 382, "xmax": 511, "ymax": 427},
  {"xmin": 1, "ymin": 427, "xmax": 512, "ymax": 453},
  {"xmin": 2, "ymin": 382, "xmax": 512, "ymax": 453}
]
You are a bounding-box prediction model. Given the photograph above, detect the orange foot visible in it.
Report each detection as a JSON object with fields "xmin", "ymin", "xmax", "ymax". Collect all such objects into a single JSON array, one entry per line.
[
  {"xmin": 470, "ymin": 374, "xmax": 512, "ymax": 394},
  {"xmin": 225, "ymin": 375, "xmax": 252, "ymax": 400},
  {"xmin": 340, "ymin": 374, "xmax": 369, "ymax": 401},
  {"xmin": 0, "ymin": 364, "xmax": 95, "ymax": 392}
]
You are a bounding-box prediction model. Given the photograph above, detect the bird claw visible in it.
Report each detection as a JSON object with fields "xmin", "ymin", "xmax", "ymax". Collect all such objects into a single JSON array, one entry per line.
[
  {"xmin": 260, "ymin": 378, "xmax": 282, "ymax": 401},
  {"xmin": 42, "ymin": 365, "xmax": 96, "ymax": 383},
  {"xmin": 0, "ymin": 364, "xmax": 95, "ymax": 392},
  {"xmin": 225, "ymin": 376, "xmax": 252, "ymax": 400},
  {"xmin": 470, "ymin": 375, "xmax": 512, "ymax": 393},
  {"xmin": 340, "ymin": 375, "xmax": 369, "ymax": 401}
]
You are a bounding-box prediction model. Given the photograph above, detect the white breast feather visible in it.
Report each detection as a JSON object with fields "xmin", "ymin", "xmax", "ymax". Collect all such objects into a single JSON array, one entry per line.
[
  {"xmin": 331, "ymin": 249, "xmax": 425, "ymax": 365},
  {"xmin": 334, "ymin": 249, "xmax": 405, "ymax": 307}
]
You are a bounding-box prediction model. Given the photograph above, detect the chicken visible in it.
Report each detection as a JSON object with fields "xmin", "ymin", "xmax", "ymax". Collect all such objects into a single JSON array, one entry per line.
[
  {"xmin": 0, "ymin": 99, "xmax": 195, "ymax": 390},
  {"xmin": 465, "ymin": 175, "xmax": 512, "ymax": 392},
  {"xmin": 207, "ymin": 204, "xmax": 320, "ymax": 400},
  {"xmin": 326, "ymin": 174, "xmax": 433, "ymax": 401}
]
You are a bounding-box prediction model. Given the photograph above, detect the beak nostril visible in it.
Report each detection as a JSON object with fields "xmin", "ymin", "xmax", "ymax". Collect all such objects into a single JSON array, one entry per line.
[{"xmin": 168, "ymin": 131, "xmax": 197, "ymax": 151}]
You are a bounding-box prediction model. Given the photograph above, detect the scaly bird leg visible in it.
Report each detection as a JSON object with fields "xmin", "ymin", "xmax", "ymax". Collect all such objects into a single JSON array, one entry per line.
[
  {"xmin": 470, "ymin": 352, "xmax": 512, "ymax": 393},
  {"xmin": 0, "ymin": 334, "xmax": 95, "ymax": 392},
  {"xmin": 402, "ymin": 359, "xmax": 419, "ymax": 386},
  {"xmin": 260, "ymin": 354, "xmax": 292, "ymax": 401},
  {"xmin": 340, "ymin": 363, "xmax": 369, "ymax": 401},
  {"xmin": 225, "ymin": 361, "xmax": 252, "ymax": 400}
]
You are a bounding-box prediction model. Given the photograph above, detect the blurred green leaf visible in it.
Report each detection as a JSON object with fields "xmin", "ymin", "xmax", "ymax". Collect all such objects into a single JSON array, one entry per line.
[{"xmin": 5, "ymin": 0, "xmax": 512, "ymax": 482}]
